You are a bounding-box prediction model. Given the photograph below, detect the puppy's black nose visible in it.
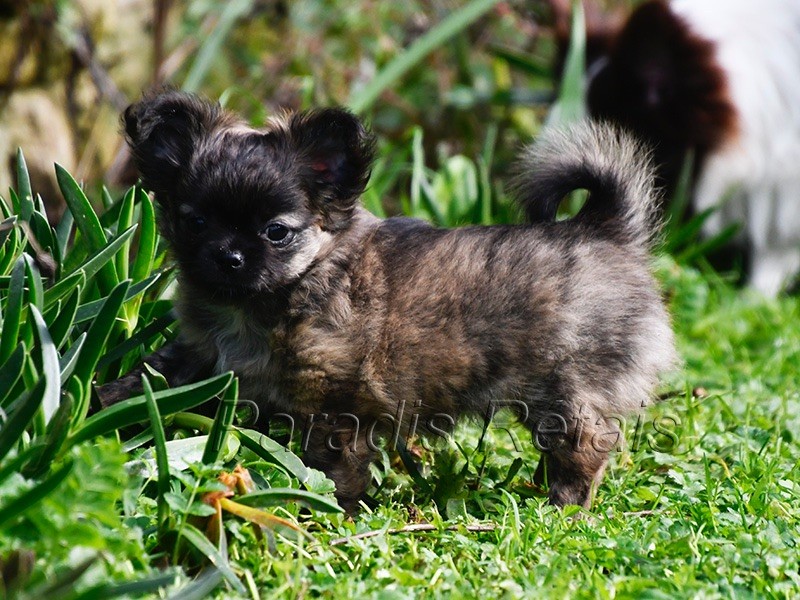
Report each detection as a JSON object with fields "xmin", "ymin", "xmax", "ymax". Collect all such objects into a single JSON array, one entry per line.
[{"xmin": 215, "ymin": 249, "xmax": 245, "ymax": 271}]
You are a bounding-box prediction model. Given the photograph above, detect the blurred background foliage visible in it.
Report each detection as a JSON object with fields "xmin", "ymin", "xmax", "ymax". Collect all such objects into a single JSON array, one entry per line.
[{"xmin": 0, "ymin": 0, "xmax": 581, "ymax": 224}]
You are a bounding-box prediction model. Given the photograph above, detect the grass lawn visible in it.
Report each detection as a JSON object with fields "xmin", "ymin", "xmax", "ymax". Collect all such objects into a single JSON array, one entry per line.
[{"xmin": 244, "ymin": 260, "xmax": 800, "ymax": 598}]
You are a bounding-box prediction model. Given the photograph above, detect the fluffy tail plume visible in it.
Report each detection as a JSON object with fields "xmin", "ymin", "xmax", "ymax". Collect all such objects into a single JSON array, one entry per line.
[{"xmin": 513, "ymin": 121, "xmax": 660, "ymax": 246}]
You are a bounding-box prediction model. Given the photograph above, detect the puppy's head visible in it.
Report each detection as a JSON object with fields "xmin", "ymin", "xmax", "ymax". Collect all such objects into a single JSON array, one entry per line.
[{"xmin": 124, "ymin": 90, "xmax": 375, "ymax": 299}]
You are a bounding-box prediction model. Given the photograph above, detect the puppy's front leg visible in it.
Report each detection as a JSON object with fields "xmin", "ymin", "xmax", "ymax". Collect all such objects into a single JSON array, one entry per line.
[
  {"xmin": 532, "ymin": 418, "xmax": 613, "ymax": 508},
  {"xmin": 535, "ymin": 448, "xmax": 609, "ymax": 508},
  {"xmin": 95, "ymin": 340, "xmax": 212, "ymax": 407},
  {"xmin": 301, "ymin": 413, "xmax": 377, "ymax": 513}
]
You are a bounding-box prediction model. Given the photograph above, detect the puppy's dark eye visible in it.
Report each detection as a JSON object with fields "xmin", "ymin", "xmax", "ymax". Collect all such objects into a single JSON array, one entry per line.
[
  {"xmin": 183, "ymin": 214, "xmax": 206, "ymax": 232},
  {"xmin": 263, "ymin": 223, "xmax": 294, "ymax": 247}
]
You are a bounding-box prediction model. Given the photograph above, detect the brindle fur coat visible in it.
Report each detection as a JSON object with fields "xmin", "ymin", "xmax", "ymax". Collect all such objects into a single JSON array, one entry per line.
[{"xmin": 100, "ymin": 90, "xmax": 677, "ymax": 512}]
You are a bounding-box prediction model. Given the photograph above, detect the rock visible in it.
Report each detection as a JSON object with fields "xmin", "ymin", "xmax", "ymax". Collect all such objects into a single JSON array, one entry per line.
[{"xmin": 0, "ymin": 89, "xmax": 76, "ymax": 223}]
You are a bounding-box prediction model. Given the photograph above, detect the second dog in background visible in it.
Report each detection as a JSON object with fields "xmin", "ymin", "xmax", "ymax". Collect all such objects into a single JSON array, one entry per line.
[{"xmin": 551, "ymin": 0, "xmax": 800, "ymax": 296}]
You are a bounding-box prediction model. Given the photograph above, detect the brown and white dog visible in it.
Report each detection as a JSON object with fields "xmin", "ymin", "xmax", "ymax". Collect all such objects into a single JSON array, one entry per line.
[
  {"xmin": 100, "ymin": 90, "xmax": 676, "ymax": 512},
  {"xmin": 551, "ymin": 0, "xmax": 800, "ymax": 295}
]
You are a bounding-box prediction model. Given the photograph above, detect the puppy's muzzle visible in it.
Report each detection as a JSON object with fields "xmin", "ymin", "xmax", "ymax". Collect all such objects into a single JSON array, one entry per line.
[{"xmin": 214, "ymin": 248, "xmax": 245, "ymax": 272}]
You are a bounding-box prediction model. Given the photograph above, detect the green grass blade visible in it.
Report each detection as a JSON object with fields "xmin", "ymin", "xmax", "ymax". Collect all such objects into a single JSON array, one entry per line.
[
  {"xmin": 409, "ymin": 128, "xmax": 424, "ymax": 217},
  {"xmin": 143, "ymin": 376, "xmax": 171, "ymax": 533},
  {"xmin": 677, "ymin": 223, "xmax": 741, "ymax": 264},
  {"xmin": 29, "ymin": 210, "xmax": 57, "ymax": 264},
  {"xmin": 347, "ymin": 0, "xmax": 503, "ymax": 113},
  {"xmin": 0, "ymin": 257, "xmax": 25, "ymax": 365},
  {"xmin": 202, "ymin": 378, "xmax": 238, "ymax": 464},
  {"xmin": 0, "ymin": 215, "xmax": 16, "ymax": 248},
  {"xmin": 8, "ymin": 188, "xmax": 20, "ymax": 217},
  {"xmin": 26, "ymin": 554, "xmax": 96, "ymax": 599},
  {"xmin": 66, "ymin": 376, "xmax": 84, "ymax": 416},
  {"xmin": 360, "ymin": 149, "xmax": 407, "ymax": 219},
  {"xmin": 0, "ymin": 343, "xmax": 25, "ymax": 407},
  {"xmin": 54, "ymin": 164, "xmax": 106, "ymax": 249},
  {"xmin": 0, "ymin": 378, "xmax": 46, "ymax": 462},
  {"xmin": 396, "ymin": 438, "xmax": 433, "ymax": 495},
  {"xmin": 72, "ymin": 280, "xmax": 131, "ymax": 421},
  {"xmin": 121, "ymin": 429, "xmax": 154, "ymax": 452},
  {"xmin": 131, "ymin": 189, "xmax": 157, "ymax": 283},
  {"xmin": 0, "ymin": 458, "xmax": 74, "ymax": 529},
  {"xmin": 100, "ymin": 189, "xmax": 134, "ymax": 230},
  {"xmin": 47, "ymin": 225, "xmax": 137, "ymax": 308},
  {"xmin": 361, "ymin": 188, "xmax": 387, "ymax": 218},
  {"xmin": 43, "ymin": 269, "xmax": 85, "ymax": 310},
  {"xmin": 663, "ymin": 150, "xmax": 696, "ymax": 242},
  {"xmin": 48, "ymin": 284, "xmax": 81, "ymax": 350},
  {"xmin": 547, "ymin": 0, "xmax": 586, "ymax": 126},
  {"xmin": 100, "ymin": 188, "xmax": 136, "ymax": 230},
  {"xmin": 183, "ymin": 0, "xmax": 253, "ymax": 93},
  {"xmin": 236, "ymin": 429, "xmax": 309, "ymax": 483},
  {"xmin": 96, "ymin": 310, "xmax": 176, "ymax": 370},
  {"xmin": 101, "ymin": 186, "xmax": 115, "ymax": 211},
  {"xmin": 14, "ymin": 148, "xmax": 34, "ymax": 223},
  {"xmin": 143, "ymin": 363, "xmax": 170, "ymax": 391},
  {"xmin": 666, "ymin": 207, "xmax": 717, "ymax": 254},
  {"xmin": 177, "ymin": 524, "xmax": 247, "ymax": 595},
  {"xmin": 69, "ymin": 373, "xmax": 233, "ymax": 445},
  {"xmin": 478, "ymin": 157, "xmax": 493, "ymax": 225},
  {"xmin": 0, "ymin": 441, "xmax": 45, "ymax": 485},
  {"xmin": 0, "ymin": 224, "xmax": 21, "ymax": 276},
  {"xmin": 54, "ymin": 209, "xmax": 74, "ymax": 260},
  {"xmin": 73, "ymin": 572, "xmax": 177, "ymax": 600},
  {"xmin": 59, "ymin": 332, "xmax": 86, "ymax": 386},
  {"xmin": 488, "ymin": 44, "xmax": 551, "ymax": 78},
  {"xmin": 479, "ymin": 124, "xmax": 497, "ymax": 225},
  {"xmin": 238, "ymin": 489, "xmax": 343, "ymax": 514},
  {"xmin": 29, "ymin": 305, "xmax": 60, "ymax": 424},
  {"xmin": 21, "ymin": 394, "xmax": 73, "ymax": 479},
  {"xmin": 34, "ymin": 192, "xmax": 47, "ymax": 216},
  {"xmin": 135, "ymin": 433, "xmax": 239, "ymax": 472},
  {"xmin": 115, "ymin": 188, "xmax": 135, "ymax": 281},
  {"xmin": 410, "ymin": 128, "xmax": 445, "ymax": 224},
  {"xmin": 23, "ymin": 254, "xmax": 43, "ymax": 311},
  {"xmin": 170, "ymin": 412, "xmax": 216, "ymax": 433},
  {"xmin": 167, "ymin": 569, "xmax": 224, "ymax": 600},
  {"xmin": 75, "ymin": 273, "xmax": 160, "ymax": 324},
  {"xmin": 55, "ymin": 163, "xmax": 118, "ymax": 293}
]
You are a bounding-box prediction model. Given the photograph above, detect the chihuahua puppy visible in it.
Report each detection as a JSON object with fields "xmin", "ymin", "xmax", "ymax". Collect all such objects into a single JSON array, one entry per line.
[
  {"xmin": 550, "ymin": 0, "xmax": 800, "ymax": 295},
  {"xmin": 104, "ymin": 90, "xmax": 675, "ymax": 511}
]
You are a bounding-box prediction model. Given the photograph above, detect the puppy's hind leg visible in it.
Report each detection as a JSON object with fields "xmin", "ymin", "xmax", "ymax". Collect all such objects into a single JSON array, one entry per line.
[
  {"xmin": 301, "ymin": 415, "xmax": 377, "ymax": 513},
  {"xmin": 533, "ymin": 445, "xmax": 609, "ymax": 508},
  {"xmin": 530, "ymin": 414, "xmax": 614, "ymax": 508}
]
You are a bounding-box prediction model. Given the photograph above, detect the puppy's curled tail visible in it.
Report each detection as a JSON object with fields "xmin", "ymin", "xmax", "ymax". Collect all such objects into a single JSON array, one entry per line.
[{"xmin": 513, "ymin": 121, "xmax": 660, "ymax": 247}]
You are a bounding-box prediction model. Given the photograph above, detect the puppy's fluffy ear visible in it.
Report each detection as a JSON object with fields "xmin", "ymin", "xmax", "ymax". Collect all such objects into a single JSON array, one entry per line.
[
  {"xmin": 288, "ymin": 108, "xmax": 376, "ymax": 229},
  {"xmin": 123, "ymin": 90, "xmax": 222, "ymax": 200}
]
